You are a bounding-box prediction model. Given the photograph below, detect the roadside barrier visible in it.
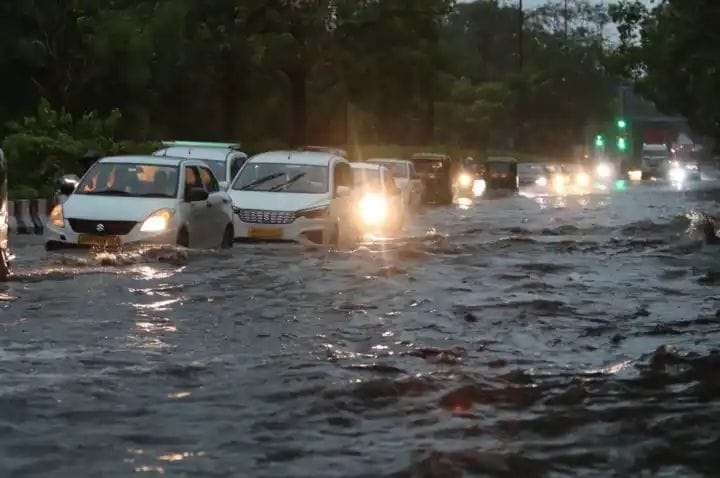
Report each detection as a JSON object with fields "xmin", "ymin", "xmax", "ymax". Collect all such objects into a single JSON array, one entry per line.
[{"xmin": 7, "ymin": 199, "xmax": 55, "ymax": 235}]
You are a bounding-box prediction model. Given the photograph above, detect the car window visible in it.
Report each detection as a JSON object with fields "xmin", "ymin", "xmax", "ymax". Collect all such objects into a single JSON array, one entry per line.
[
  {"xmin": 230, "ymin": 156, "xmax": 247, "ymax": 180},
  {"xmin": 334, "ymin": 162, "xmax": 351, "ymax": 191},
  {"xmin": 202, "ymin": 160, "xmax": 226, "ymax": 182},
  {"xmin": 199, "ymin": 167, "xmax": 220, "ymax": 193},
  {"xmin": 185, "ymin": 166, "xmax": 203, "ymax": 199},
  {"xmin": 233, "ymin": 163, "xmax": 328, "ymax": 194}
]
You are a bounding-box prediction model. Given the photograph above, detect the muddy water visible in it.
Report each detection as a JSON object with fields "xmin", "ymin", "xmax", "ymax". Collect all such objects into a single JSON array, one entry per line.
[{"xmin": 2, "ymin": 181, "xmax": 720, "ymax": 477}]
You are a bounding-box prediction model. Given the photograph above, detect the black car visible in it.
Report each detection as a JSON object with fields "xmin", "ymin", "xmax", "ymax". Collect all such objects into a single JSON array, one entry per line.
[
  {"xmin": 409, "ymin": 153, "xmax": 454, "ymax": 205},
  {"xmin": 483, "ymin": 157, "xmax": 519, "ymax": 193}
]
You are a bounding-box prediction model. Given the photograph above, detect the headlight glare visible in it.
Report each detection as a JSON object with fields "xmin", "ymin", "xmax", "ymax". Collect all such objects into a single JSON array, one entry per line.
[
  {"xmin": 596, "ymin": 163, "xmax": 612, "ymax": 179},
  {"xmin": 358, "ymin": 194, "xmax": 388, "ymax": 226},
  {"xmin": 141, "ymin": 208, "xmax": 174, "ymax": 233},
  {"xmin": 458, "ymin": 173, "xmax": 473, "ymax": 188}
]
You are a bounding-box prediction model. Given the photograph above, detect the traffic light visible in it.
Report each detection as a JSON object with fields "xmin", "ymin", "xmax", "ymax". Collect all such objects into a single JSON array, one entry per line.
[
  {"xmin": 617, "ymin": 119, "xmax": 627, "ymax": 130},
  {"xmin": 594, "ymin": 135, "xmax": 605, "ymax": 148},
  {"xmin": 617, "ymin": 137, "xmax": 628, "ymax": 151}
]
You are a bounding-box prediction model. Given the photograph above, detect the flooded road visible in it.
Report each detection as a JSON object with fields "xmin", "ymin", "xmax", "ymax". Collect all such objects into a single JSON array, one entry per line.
[{"xmin": 2, "ymin": 179, "xmax": 720, "ymax": 477}]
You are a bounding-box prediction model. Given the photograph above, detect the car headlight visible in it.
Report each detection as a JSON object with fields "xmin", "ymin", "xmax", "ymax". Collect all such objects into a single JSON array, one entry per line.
[
  {"xmin": 535, "ymin": 176, "xmax": 548, "ymax": 187},
  {"xmin": 49, "ymin": 204, "xmax": 64, "ymax": 227},
  {"xmin": 457, "ymin": 173, "xmax": 473, "ymax": 188},
  {"xmin": 358, "ymin": 194, "xmax": 388, "ymax": 226},
  {"xmin": 669, "ymin": 167, "xmax": 687, "ymax": 183},
  {"xmin": 596, "ymin": 163, "xmax": 612, "ymax": 179},
  {"xmin": 552, "ymin": 173, "xmax": 568, "ymax": 193},
  {"xmin": 685, "ymin": 163, "xmax": 699, "ymax": 171},
  {"xmin": 576, "ymin": 171, "xmax": 591, "ymax": 188},
  {"xmin": 296, "ymin": 205, "xmax": 329, "ymax": 219},
  {"xmin": 140, "ymin": 208, "xmax": 174, "ymax": 233}
]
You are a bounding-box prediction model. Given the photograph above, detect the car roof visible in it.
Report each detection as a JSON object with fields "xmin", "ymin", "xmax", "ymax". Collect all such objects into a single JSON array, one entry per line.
[
  {"xmin": 248, "ymin": 150, "xmax": 342, "ymax": 166},
  {"xmin": 98, "ymin": 155, "xmax": 184, "ymax": 167},
  {"xmin": 368, "ymin": 158, "xmax": 408, "ymax": 164},
  {"xmin": 411, "ymin": 153, "xmax": 451, "ymax": 161},
  {"xmin": 154, "ymin": 146, "xmax": 247, "ymax": 162},
  {"xmin": 350, "ymin": 162, "xmax": 382, "ymax": 170}
]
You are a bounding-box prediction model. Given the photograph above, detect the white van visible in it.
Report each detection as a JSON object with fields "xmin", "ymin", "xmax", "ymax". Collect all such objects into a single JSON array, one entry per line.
[
  {"xmin": 154, "ymin": 141, "xmax": 249, "ymax": 189},
  {"xmin": 228, "ymin": 150, "xmax": 355, "ymax": 245}
]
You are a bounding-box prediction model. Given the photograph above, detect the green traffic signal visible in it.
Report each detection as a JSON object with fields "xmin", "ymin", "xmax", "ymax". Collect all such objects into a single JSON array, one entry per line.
[
  {"xmin": 617, "ymin": 119, "xmax": 627, "ymax": 129},
  {"xmin": 617, "ymin": 137, "xmax": 628, "ymax": 151},
  {"xmin": 594, "ymin": 135, "xmax": 605, "ymax": 148}
]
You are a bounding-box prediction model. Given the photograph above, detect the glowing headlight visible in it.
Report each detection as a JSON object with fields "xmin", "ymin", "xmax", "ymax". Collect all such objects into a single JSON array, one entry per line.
[
  {"xmin": 472, "ymin": 179, "xmax": 486, "ymax": 196},
  {"xmin": 535, "ymin": 176, "xmax": 548, "ymax": 187},
  {"xmin": 49, "ymin": 204, "xmax": 64, "ymax": 227},
  {"xmin": 596, "ymin": 163, "xmax": 612, "ymax": 179},
  {"xmin": 685, "ymin": 163, "xmax": 699, "ymax": 171},
  {"xmin": 457, "ymin": 173, "xmax": 473, "ymax": 188},
  {"xmin": 669, "ymin": 167, "xmax": 687, "ymax": 183},
  {"xmin": 552, "ymin": 174, "xmax": 568, "ymax": 193},
  {"xmin": 576, "ymin": 172, "xmax": 591, "ymax": 188},
  {"xmin": 358, "ymin": 194, "xmax": 388, "ymax": 226},
  {"xmin": 140, "ymin": 209, "xmax": 174, "ymax": 233}
]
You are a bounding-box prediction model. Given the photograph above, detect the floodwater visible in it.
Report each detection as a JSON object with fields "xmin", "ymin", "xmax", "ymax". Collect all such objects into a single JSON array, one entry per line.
[{"xmin": 2, "ymin": 177, "xmax": 720, "ymax": 477}]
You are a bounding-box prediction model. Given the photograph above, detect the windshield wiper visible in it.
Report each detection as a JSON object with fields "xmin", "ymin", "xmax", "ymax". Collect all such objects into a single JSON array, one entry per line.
[
  {"xmin": 269, "ymin": 173, "xmax": 307, "ymax": 192},
  {"xmin": 84, "ymin": 189, "xmax": 131, "ymax": 196},
  {"xmin": 239, "ymin": 172, "xmax": 284, "ymax": 191}
]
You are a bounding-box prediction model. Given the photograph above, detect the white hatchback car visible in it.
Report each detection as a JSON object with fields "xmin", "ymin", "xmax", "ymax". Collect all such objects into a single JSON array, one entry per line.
[
  {"xmin": 46, "ymin": 156, "xmax": 234, "ymax": 249},
  {"xmin": 228, "ymin": 150, "xmax": 355, "ymax": 245},
  {"xmin": 153, "ymin": 141, "xmax": 249, "ymax": 189},
  {"xmin": 368, "ymin": 158, "xmax": 423, "ymax": 211}
]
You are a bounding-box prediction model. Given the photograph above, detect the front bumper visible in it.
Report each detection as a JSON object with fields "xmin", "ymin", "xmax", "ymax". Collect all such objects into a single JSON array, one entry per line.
[
  {"xmin": 45, "ymin": 222, "xmax": 178, "ymax": 248},
  {"xmin": 233, "ymin": 215, "xmax": 329, "ymax": 244}
]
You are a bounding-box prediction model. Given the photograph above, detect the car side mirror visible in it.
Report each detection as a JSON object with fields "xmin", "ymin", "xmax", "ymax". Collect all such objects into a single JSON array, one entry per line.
[
  {"xmin": 187, "ymin": 187, "xmax": 209, "ymax": 202},
  {"xmin": 336, "ymin": 185, "xmax": 351, "ymax": 198},
  {"xmin": 59, "ymin": 174, "xmax": 80, "ymax": 195}
]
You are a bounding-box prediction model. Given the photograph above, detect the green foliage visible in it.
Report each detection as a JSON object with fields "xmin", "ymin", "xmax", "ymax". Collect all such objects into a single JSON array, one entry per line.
[{"xmin": 2, "ymin": 99, "xmax": 157, "ymax": 198}]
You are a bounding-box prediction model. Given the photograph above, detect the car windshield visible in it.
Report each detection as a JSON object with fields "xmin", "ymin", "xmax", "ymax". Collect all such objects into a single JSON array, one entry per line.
[
  {"xmin": 233, "ymin": 163, "xmax": 328, "ymax": 194},
  {"xmin": 76, "ymin": 163, "xmax": 179, "ymax": 198},
  {"xmin": 487, "ymin": 162, "xmax": 514, "ymax": 174},
  {"xmin": 353, "ymin": 168, "xmax": 383, "ymax": 191},
  {"xmin": 203, "ymin": 160, "xmax": 226, "ymax": 182}
]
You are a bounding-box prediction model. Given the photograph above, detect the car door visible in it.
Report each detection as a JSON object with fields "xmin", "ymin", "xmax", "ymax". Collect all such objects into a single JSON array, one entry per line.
[
  {"xmin": 198, "ymin": 165, "xmax": 229, "ymax": 245},
  {"xmin": 183, "ymin": 165, "xmax": 213, "ymax": 248},
  {"xmin": 330, "ymin": 161, "xmax": 354, "ymax": 241}
]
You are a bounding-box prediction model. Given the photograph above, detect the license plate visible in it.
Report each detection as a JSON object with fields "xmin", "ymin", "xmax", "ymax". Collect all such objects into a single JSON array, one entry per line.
[
  {"xmin": 249, "ymin": 227, "xmax": 283, "ymax": 239},
  {"xmin": 79, "ymin": 234, "xmax": 122, "ymax": 248}
]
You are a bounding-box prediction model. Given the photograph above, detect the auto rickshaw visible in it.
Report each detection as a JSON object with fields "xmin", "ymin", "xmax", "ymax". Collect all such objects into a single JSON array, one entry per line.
[
  {"xmin": 0, "ymin": 148, "xmax": 9, "ymax": 279},
  {"xmin": 483, "ymin": 157, "xmax": 519, "ymax": 193},
  {"xmin": 409, "ymin": 153, "xmax": 454, "ymax": 205}
]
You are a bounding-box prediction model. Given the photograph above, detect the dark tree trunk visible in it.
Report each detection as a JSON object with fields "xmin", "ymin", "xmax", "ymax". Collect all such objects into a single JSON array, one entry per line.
[{"xmin": 288, "ymin": 68, "xmax": 307, "ymax": 147}]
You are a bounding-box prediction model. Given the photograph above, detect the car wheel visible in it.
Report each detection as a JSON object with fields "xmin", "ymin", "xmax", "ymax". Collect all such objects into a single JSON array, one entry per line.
[
  {"xmin": 177, "ymin": 228, "xmax": 190, "ymax": 248},
  {"xmin": 221, "ymin": 224, "xmax": 234, "ymax": 249}
]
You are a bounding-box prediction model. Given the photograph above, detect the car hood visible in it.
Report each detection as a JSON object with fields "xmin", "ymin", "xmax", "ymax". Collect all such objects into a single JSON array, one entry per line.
[
  {"xmin": 228, "ymin": 191, "xmax": 330, "ymax": 212},
  {"xmin": 64, "ymin": 195, "xmax": 177, "ymax": 221}
]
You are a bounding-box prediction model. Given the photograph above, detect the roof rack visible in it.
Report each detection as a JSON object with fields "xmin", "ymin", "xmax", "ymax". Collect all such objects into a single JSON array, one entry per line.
[
  {"xmin": 161, "ymin": 140, "xmax": 242, "ymax": 150},
  {"xmin": 299, "ymin": 146, "xmax": 348, "ymax": 158}
]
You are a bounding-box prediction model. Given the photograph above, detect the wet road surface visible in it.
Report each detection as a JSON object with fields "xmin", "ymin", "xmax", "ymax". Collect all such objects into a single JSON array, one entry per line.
[{"xmin": 2, "ymin": 178, "xmax": 720, "ymax": 477}]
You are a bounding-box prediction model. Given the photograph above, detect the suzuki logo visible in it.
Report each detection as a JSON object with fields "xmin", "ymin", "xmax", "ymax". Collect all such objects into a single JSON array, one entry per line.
[{"xmin": 96, "ymin": 223, "xmax": 105, "ymax": 233}]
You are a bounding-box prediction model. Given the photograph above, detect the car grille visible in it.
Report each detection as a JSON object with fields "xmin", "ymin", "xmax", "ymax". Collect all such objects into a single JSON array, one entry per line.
[
  {"xmin": 68, "ymin": 219, "xmax": 137, "ymax": 235},
  {"xmin": 235, "ymin": 209, "xmax": 296, "ymax": 225}
]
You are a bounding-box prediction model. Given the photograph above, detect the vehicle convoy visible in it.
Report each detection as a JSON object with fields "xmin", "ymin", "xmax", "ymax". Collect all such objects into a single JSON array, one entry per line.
[
  {"xmin": 409, "ymin": 153, "xmax": 454, "ymax": 205},
  {"xmin": 641, "ymin": 143, "xmax": 671, "ymax": 180},
  {"xmin": 229, "ymin": 150, "xmax": 355, "ymax": 246},
  {"xmin": 154, "ymin": 141, "xmax": 249, "ymax": 188},
  {"xmin": 350, "ymin": 162, "xmax": 404, "ymax": 234},
  {"xmin": 46, "ymin": 156, "xmax": 234, "ymax": 250},
  {"xmin": 0, "ymin": 148, "xmax": 9, "ymax": 279},
  {"xmin": 367, "ymin": 158, "xmax": 423, "ymax": 211}
]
